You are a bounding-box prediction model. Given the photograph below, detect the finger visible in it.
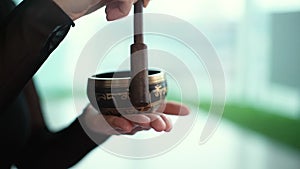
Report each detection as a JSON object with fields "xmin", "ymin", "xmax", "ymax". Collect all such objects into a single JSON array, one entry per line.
[
  {"xmin": 105, "ymin": 0, "xmax": 133, "ymax": 21},
  {"xmin": 143, "ymin": 0, "xmax": 150, "ymax": 7},
  {"xmin": 146, "ymin": 114, "xmax": 166, "ymax": 132},
  {"xmin": 105, "ymin": 115, "xmax": 133, "ymax": 133},
  {"xmin": 125, "ymin": 126, "xmax": 151, "ymax": 135},
  {"xmin": 122, "ymin": 114, "xmax": 151, "ymax": 129},
  {"xmin": 160, "ymin": 114, "xmax": 172, "ymax": 132},
  {"xmin": 135, "ymin": 121, "xmax": 151, "ymax": 129},
  {"xmin": 123, "ymin": 114, "xmax": 151, "ymax": 124},
  {"xmin": 159, "ymin": 101, "xmax": 190, "ymax": 116},
  {"xmin": 133, "ymin": 0, "xmax": 150, "ymax": 7}
]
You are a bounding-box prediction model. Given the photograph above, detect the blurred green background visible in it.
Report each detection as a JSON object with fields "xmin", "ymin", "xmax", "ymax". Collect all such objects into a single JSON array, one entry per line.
[{"xmin": 15, "ymin": 0, "xmax": 300, "ymax": 168}]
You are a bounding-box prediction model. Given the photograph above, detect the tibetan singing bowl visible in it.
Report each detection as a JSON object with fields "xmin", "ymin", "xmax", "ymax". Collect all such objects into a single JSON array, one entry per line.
[{"xmin": 87, "ymin": 70, "xmax": 167, "ymax": 116}]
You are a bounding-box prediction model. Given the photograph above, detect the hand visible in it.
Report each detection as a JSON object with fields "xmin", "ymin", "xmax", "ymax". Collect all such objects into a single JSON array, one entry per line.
[
  {"xmin": 80, "ymin": 101, "xmax": 190, "ymax": 136},
  {"xmin": 105, "ymin": 0, "xmax": 150, "ymax": 21},
  {"xmin": 53, "ymin": 0, "xmax": 151, "ymax": 21}
]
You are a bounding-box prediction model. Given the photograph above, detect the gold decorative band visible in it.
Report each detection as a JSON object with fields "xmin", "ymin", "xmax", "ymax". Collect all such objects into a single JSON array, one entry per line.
[{"xmin": 95, "ymin": 86, "xmax": 167, "ymax": 101}]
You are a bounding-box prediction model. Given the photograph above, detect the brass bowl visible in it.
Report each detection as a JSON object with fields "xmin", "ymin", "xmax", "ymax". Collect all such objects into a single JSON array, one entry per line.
[{"xmin": 87, "ymin": 70, "xmax": 167, "ymax": 116}]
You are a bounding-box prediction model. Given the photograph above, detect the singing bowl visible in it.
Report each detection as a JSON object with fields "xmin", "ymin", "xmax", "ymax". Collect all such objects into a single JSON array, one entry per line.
[{"xmin": 87, "ymin": 70, "xmax": 167, "ymax": 116}]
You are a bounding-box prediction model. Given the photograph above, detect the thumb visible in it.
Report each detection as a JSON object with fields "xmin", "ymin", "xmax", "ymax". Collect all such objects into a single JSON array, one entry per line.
[
  {"xmin": 158, "ymin": 101, "xmax": 190, "ymax": 116},
  {"xmin": 105, "ymin": 0, "xmax": 133, "ymax": 21}
]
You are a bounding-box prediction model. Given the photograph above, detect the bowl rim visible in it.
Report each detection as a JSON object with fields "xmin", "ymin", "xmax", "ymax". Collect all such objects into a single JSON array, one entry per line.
[
  {"xmin": 88, "ymin": 69, "xmax": 165, "ymax": 81},
  {"xmin": 87, "ymin": 69, "xmax": 166, "ymax": 88}
]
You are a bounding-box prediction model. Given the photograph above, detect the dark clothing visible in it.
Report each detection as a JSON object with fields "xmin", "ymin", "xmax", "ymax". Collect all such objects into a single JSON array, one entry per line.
[
  {"xmin": 0, "ymin": 0, "xmax": 73, "ymax": 110},
  {"xmin": 0, "ymin": 0, "xmax": 99, "ymax": 168}
]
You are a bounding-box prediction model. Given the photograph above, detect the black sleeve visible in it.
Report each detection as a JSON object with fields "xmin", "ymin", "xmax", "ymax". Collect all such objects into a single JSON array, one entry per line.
[
  {"xmin": 15, "ymin": 81, "xmax": 109, "ymax": 168},
  {"xmin": 0, "ymin": 0, "xmax": 74, "ymax": 111},
  {"xmin": 0, "ymin": 1, "xmax": 110, "ymax": 168},
  {"xmin": 15, "ymin": 119, "xmax": 109, "ymax": 169}
]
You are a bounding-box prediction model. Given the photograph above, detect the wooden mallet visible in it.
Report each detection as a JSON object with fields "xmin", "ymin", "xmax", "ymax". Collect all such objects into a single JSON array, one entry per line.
[{"xmin": 129, "ymin": 0, "xmax": 151, "ymax": 111}]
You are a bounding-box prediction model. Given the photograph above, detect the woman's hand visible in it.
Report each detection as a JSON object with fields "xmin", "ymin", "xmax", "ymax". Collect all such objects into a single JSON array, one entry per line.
[
  {"xmin": 80, "ymin": 101, "xmax": 190, "ymax": 136},
  {"xmin": 105, "ymin": 0, "xmax": 150, "ymax": 21},
  {"xmin": 53, "ymin": 0, "xmax": 150, "ymax": 21}
]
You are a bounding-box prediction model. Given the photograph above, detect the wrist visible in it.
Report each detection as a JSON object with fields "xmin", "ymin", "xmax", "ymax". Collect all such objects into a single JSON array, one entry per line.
[
  {"xmin": 78, "ymin": 109, "xmax": 111, "ymax": 144},
  {"xmin": 52, "ymin": 0, "xmax": 90, "ymax": 20}
]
